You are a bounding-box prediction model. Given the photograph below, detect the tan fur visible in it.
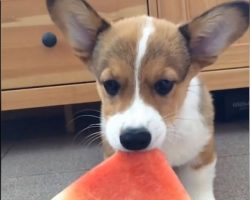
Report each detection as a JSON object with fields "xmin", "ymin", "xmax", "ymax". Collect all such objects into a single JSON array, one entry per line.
[
  {"xmin": 192, "ymin": 80, "xmax": 216, "ymax": 169},
  {"xmin": 192, "ymin": 136, "xmax": 216, "ymax": 170},
  {"xmin": 142, "ymin": 19, "xmax": 191, "ymax": 81},
  {"xmin": 47, "ymin": 0, "xmax": 249, "ymax": 170},
  {"xmin": 96, "ymin": 63, "xmax": 134, "ymax": 118},
  {"xmin": 97, "ymin": 18, "xmax": 216, "ymax": 168},
  {"xmin": 91, "ymin": 17, "xmax": 142, "ymax": 77},
  {"xmin": 94, "ymin": 18, "xmax": 147, "ymax": 120},
  {"xmin": 138, "ymin": 19, "xmax": 191, "ymax": 124},
  {"xmin": 95, "ymin": 17, "xmax": 195, "ymax": 124}
]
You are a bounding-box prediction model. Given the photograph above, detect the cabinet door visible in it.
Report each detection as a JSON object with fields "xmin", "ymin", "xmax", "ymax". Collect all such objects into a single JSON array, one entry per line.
[
  {"xmin": 2, "ymin": 0, "xmax": 147, "ymax": 90},
  {"xmin": 157, "ymin": 0, "xmax": 249, "ymax": 71}
]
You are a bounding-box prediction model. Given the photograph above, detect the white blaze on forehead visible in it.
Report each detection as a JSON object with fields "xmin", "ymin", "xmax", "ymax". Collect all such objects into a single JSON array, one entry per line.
[{"xmin": 134, "ymin": 17, "xmax": 155, "ymax": 96}]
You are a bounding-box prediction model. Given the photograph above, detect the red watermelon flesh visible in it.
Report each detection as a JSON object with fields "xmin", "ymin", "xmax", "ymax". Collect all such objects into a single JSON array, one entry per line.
[{"xmin": 52, "ymin": 149, "xmax": 191, "ymax": 200}]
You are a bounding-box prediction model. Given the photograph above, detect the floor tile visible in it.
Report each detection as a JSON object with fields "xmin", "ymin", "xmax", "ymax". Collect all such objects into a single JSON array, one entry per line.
[
  {"xmin": 1, "ymin": 141, "xmax": 14, "ymax": 159},
  {"xmin": 1, "ymin": 136, "xmax": 103, "ymax": 179},
  {"xmin": 1, "ymin": 119, "xmax": 249, "ymax": 200},
  {"xmin": 1, "ymin": 170, "xmax": 84, "ymax": 200},
  {"xmin": 215, "ymin": 122, "xmax": 249, "ymax": 157},
  {"xmin": 238, "ymin": 120, "xmax": 249, "ymax": 130},
  {"xmin": 214, "ymin": 155, "xmax": 249, "ymax": 200}
]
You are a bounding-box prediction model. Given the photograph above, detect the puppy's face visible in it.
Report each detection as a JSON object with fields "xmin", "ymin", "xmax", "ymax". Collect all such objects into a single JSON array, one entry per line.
[
  {"xmin": 47, "ymin": 0, "xmax": 249, "ymax": 151},
  {"xmin": 94, "ymin": 17, "xmax": 192, "ymax": 151}
]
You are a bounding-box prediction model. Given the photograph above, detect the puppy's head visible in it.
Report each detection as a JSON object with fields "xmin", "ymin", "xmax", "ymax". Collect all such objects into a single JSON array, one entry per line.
[{"xmin": 47, "ymin": 0, "xmax": 249, "ymax": 151}]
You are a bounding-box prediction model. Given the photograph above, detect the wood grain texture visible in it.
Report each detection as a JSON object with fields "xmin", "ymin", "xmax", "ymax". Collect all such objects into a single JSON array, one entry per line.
[
  {"xmin": 199, "ymin": 67, "xmax": 249, "ymax": 91},
  {"xmin": 2, "ymin": 0, "xmax": 249, "ymax": 111},
  {"xmin": 2, "ymin": 25, "xmax": 95, "ymax": 89},
  {"xmin": 2, "ymin": 67, "xmax": 249, "ymax": 111},
  {"xmin": 1, "ymin": 0, "xmax": 147, "ymax": 24},
  {"xmin": 157, "ymin": 0, "xmax": 187, "ymax": 24},
  {"xmin": 204, "ymin": 44, "xmax": 249, "ymax": 71},
  {"xmin": 2, "ymin": 0, "xmax": 147, "ymax": 90},
  {"xmin": 1, "ymin": 82, "xmax": 100, "ymax": 111},
  {"xmin": 157, "ymin": 0, "xmax": 249, "ymax": 71},
  {"xmin": 148, "ymin": 0, "xmax": 158, "ymax": 17}
]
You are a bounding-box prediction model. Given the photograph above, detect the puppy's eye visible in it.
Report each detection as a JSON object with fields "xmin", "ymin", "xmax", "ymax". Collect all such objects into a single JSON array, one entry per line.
[
  {"xmin": 103, "ymin": 80, "xmax": 121, "ymax": 96},
  {"xmin": 154, "ymin": 80, "xmax": 174, "ymax": 96}
]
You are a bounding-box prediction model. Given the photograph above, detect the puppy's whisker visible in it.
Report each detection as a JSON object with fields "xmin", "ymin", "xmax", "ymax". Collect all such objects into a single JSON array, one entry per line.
[
  {"xmin": 96, "ymin": 140, "xmax": 104, "ymax": 146},
  {"xmin": 165, "ymin": 123, "xmax": 183, "ymax": 142},
  {"xmin": 75, "ymin": 123, "xmax": 100, "ymax": 135},
  {"xmin": 73, "ymin": 124, "xmax": 100, "ymax": 142},
  {"xmin": 73, "ymin": 109, "xmax": 101, "ymax": 117},
  {"xmin": 164, "ymin": 112, "xmax": 199, "ymax": 122},
  {"xmin": 166, "ymin": 128, "xmax": 183, "ymax": 143},
  {"xmin": 82, "ymin": 132, "xmax": 102, "ymax": 147},
  {"xmin": 174, "ymin": 117, "xmax": 198, "ymax": 121},
  {"xmin": 83, "ymin": 131, "xmax": 101, "ymax": 140},
  {"xmin": 67, "ymin": 114, "xmax": 101, "ymax": 127},
  {"xmin": 73, "ymin": 114, "xmax": 101, "ymax": 121},
  {"xmin": 163, "ymin": 115, "xmax": 176, "ymax": 122},
  {"xmin": 84, "ymin": 132, "xmax": 101, "ymax": 141},
  {"xmin": 81, "ymin": 134, "xmax": 99, "ymax": 147},
  {"xmin": 162, "ymin": 113, "xmax": 176, "ymax": 120},
  {"xmin": 163, "ymin": 116, "xmax": 175, "ymax": 121},
  {"xmin": 85, "ymin": 137, "xmax": 101, "ymax": 148},
  {"xmin": 167, "ymin": 123, "xmax": 176, "ymax": 130}
]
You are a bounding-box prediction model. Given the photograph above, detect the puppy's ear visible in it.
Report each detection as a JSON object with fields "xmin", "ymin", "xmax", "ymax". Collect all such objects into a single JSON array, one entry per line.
[
  {"xmin": 179, "ymin": 1, "xmax": 249, "ymax": 67},
  {"xmin": 46, "ymin": 0, "xmax": 110, "ymax": 61}
]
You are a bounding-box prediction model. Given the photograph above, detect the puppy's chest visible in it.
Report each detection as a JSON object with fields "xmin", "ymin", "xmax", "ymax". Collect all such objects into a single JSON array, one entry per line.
[
  {"xmin": 161, "ymin": 80, "xmax": 213, "ymax": 167},
  {"xmin": 161, "ymin": 115, "xmax": 211, "ymax": 167}
]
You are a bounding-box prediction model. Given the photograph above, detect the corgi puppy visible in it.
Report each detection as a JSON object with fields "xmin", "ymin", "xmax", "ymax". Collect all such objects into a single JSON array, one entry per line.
[{"xmin": 46, "ymin": 1, "xmax": 249, "ymax": 199}]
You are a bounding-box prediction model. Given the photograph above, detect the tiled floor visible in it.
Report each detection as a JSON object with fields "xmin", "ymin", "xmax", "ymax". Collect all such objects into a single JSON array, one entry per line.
[{"xmin": 1, "ymin": 117, "xmax": 249, "ymax": 200}]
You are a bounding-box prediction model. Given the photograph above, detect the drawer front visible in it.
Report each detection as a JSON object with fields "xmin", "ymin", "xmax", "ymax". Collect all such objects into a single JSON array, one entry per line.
[{"xmin": 2, "ymin": 0, "xmax": 148, "ymax": 90}]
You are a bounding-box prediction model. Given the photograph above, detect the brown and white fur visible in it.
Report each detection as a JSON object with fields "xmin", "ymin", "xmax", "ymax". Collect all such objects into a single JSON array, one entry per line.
[{"xmin": 46, "ymin": 1, "xmax": 249, "ymax": 199}]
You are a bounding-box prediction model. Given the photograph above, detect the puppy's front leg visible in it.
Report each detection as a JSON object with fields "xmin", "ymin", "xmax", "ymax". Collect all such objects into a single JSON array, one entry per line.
[{"xmin": 178, "ymin": 158, "xmax": 217, "ymax": 200}]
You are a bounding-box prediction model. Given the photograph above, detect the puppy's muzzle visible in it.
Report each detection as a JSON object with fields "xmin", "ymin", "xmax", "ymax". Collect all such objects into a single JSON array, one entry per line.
[{"xmin": 120, "ymin": 127, "xmax": 151, "ymax": 150}]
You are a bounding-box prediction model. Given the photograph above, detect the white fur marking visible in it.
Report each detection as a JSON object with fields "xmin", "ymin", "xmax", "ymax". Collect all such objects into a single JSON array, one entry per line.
[
  {"xmin": 162, "ymin": 77, "xmax": 211, "ymax": 166},
  {"xmin": 134, "ymin": 17, "xmax": 154, "ymax": 97},
  {"xmin": 178, "ymin": 159, "xmax": 217, "ymax": 200}
]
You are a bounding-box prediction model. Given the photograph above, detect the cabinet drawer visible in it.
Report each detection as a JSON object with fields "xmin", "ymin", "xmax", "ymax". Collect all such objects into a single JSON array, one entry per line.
[{"xmin": 2, "ymin": 0, "xmax": 148, "ymax": 90}]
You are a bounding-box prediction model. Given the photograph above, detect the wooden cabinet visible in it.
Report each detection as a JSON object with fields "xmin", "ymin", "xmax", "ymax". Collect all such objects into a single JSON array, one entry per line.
[
  {"xmin": 1, "ymin": 0, "xmax": 249, "ymax": 111},
  {"xmin": 1, "ymin": 0, "xmax": 147, "ymax": 110},
  {"xmin": 2, "ymin": 0, "xmax": 147, "ymax": 90},
  {"xmin": 155, "ymin": 0, "xmax": 249, "ymax": 90}
]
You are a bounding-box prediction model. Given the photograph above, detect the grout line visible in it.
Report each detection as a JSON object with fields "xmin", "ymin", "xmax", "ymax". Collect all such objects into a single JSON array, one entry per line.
[
  {"xmin": 1, "ymin": 142, "xmax": 15, "ymax": 160},
  {"xmin": 3, "ymin": 168, "xmax": 92, "ymax": 179},
  {"xmin": 218, "ymin": 153, "xmax": 249, "ymax": 158}
]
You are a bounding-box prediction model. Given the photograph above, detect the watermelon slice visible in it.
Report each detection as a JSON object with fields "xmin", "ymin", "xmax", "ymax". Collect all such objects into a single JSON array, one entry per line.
[{"xmin": 52, "ymin": 149, "xmax": 190, "ymax": 200}]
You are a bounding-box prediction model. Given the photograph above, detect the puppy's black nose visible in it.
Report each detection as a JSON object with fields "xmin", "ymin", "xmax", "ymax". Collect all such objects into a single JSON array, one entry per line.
[{"xmin": 120, "ymin": 127, "xmax": 151, "ymax": 150}]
